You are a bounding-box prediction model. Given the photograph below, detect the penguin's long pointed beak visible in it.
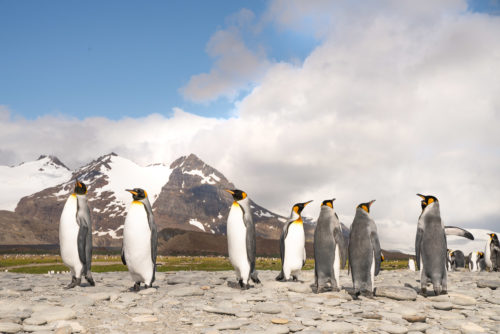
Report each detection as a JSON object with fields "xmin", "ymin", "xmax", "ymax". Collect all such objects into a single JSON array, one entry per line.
[
  {"xmin": 224, "ymin": 189, "xmax": 235, "ymax": 195},
  {"xmin": 304, "ymin": 200, "xmax": 313, "ymax": 206},
  {"xmin": 126, "ymin": 189, "xmax": 138, "ymax": 196},
  {"xmin": 368, "ymin": 199, "xmax": 376, "ymax": 207},
  {"xmin": 416, "ymin": 194, "xmax": 425, "ymax": 199},
  {"xmin": 331, "ymin": 198, "xmax": 336, "ymax": 202}
]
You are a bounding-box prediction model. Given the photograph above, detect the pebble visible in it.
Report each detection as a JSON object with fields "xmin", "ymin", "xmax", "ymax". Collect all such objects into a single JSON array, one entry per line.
[
  {"xmin": 0, "ymin": 322, "xmax": 23, "ymax": 333},
  {"xmin": 295, "ymin": 309, "xmax": 321, "ymax": 320},
  {"xmin": 271, "ymin": 318, "xmax": 289, "ymax": 324},
  {"xmin": 432, "ymin": 302, "xmax": 453, "ymax": 310},
  {"xmin": 29, "ymin": 306, "xmax": 76, "ymax": 322},
  {"xmin": 476, "ymin": 279, "xmax": 500, "ymax": 289},
  {"xmin": 167, "ymin": 286, "xmax": 204, "ymax": 297},
  {"xmin": 375, "ymin": 286, "xmax": 417, "ymax": 300},
  {"xmin": 378, "ymin": 324, "xmax": 409, "ymax": 334},
  {"xmin": 253, "ymin": 303, "xmax": 282, "ymax": 314},
  {"xmin": 317, "ymin": 321, "xmax": 355, "ymax": 333}
]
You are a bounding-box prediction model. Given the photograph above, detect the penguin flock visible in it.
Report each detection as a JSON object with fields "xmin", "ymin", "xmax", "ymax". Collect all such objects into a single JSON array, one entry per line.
[{"xmin": 59, "ymin": 180, "xmax": 499, "ymax": 298}]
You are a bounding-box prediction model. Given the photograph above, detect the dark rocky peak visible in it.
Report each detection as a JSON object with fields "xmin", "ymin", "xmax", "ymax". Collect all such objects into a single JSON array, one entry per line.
[
  {"xmin": 36, "ymin": 155, "xmax": 70, "ymax": 170},
  {"xmin": 170, "ymin": 154, "xmax": 227, "ymax": 187}
]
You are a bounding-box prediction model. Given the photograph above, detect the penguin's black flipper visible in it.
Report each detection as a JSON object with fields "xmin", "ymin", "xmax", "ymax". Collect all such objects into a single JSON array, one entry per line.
[
  {"xmin": 121, "ymin": 248, "xmax": 127, "ymax": 265},
  {"xmin": 77, "ymin": 225, "xmax": 88, "ymax": 266},
  {"xmin": 415, "ymin": 227, "xmax": 423, "ymax": 271},
  {"xmin": 370, "ymin": 231, "xmax": 382, "ymax": 276},
  {"xmin": 445, "ymin": 226, "xmax": 474, "ymax": 240}
]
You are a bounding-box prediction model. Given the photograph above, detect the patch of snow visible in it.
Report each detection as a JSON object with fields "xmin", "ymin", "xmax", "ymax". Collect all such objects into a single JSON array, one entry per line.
[
  {"xmin": 209, "ymin": 173, "xmax": 220, "ymax": 182},
  {"xmin": 278, "ymin": 218, "xmax": 287, "ymax": 223},
  {"xmin": 183, "ymin": 169, "xmax": 218, "ymax": 184},
  {"xmin": 217, "ymin": 213, "xmax": 223, "ymax": 219},
  {"xmin": 93, "ymin": 208, "xmax": 101, "ymax": 213},
  {"xmin": 254, "ymin": 210, "xmax": 274, "ymax": 218},
  {"xmin": 211, "ymin": 229, "xmax": 215, "ymax": 234},
  {"xmin": 189, "ymin": 219, "xmax": 205, "ymax": 231},
  {"xmin": 0, "ymin": 156, "xmax": 72, "ymax": 210},
  {"xmin": 97, "ymin": 155, "xmax": 171, "ymax": 207},
  {"xmin": 93, "ymin": 226, "xmax": 124, "ymax": 239}
]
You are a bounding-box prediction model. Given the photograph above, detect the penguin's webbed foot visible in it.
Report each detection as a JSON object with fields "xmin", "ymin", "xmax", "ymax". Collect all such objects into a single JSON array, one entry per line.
[
  {"xmin": 85, "ymin": 275, "xmax": 95, "ymax": 286},
  {"xmin": 360, "ymin": 290, "xmax": 374, "ymax": 299},
  {"xmin": 419, "ymin": 287, "xmax": 427, "ymax": 297},
  {"xmin": 292, "ymin": 275, "xmax": 298, "ymax": 282},
  {"xmin": 64, "ymin": 276, "xmax": 81, "ymax": 289},
  {"xmin": 251, "ymin": 277, "xmax": 261, "ymax": 284},
  {"xmin": 133, "ymin": 282, "xmax": 141, "ymax": 291}
]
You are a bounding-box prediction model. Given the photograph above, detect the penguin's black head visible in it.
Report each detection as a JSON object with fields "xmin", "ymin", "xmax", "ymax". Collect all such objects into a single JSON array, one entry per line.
[
  {"xmin": 126, "ymin": 188, "xmax": 147, "ymax": 201},
  {"xmin": 74, "ymin": 180, "xmax": 87, "ymax": 195},
  {"xmin": 357, "ymin": 200, "xmax": 375, "ymax": 213},
  {"xmin": 417, "ymin": 194, "xmax": 438, "ymax": 210},
  {"xmin": 321, "ymin": 199, "xmax": 335, "ymax": 208},
  {"xmin": 293, "ymin": 200, "xmax": 313, "ymax": 215},
  {"xmin": 488, "ymin": 233, "xmax": 499, "ymax": 243},
  {"xmin": 478, "ymin": 252, "xmax": 484, "ymax": 258},
  {"xmin": 224, "ymin": 189, "xmax": 247, "ymax": 201}
]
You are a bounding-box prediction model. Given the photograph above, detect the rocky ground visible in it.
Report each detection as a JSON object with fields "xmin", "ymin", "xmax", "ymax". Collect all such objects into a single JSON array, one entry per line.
[{"xmin": 0, "ymin": 269, "xmax": 499, "ymax": 334}]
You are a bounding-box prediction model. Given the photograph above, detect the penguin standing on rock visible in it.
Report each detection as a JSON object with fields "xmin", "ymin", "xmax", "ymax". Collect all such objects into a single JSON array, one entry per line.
[
  {"xmin": 122, "ymin": 188, "xmax": 157, "ymax": 291},
  {"xmin": 348, "ymin": 200, "xmax": 381, "ymax": 297},
  {"xmin": 59, "ymin": 180, "xmax": 95, "ymax": 289},
  {"xmin": 468, "ymin": 251, "xmax": 486, "ymax": 272},
  {"xmin": 485, "ymin": 233, "xmax": 500, "ymax": 271},
  {"xmin": 313, "ymin": 199, "xmax": 346, "ymax": 293},
  {"xmin": 415, "ymin": 194, "xmax": 448, "ymax": 296},
  {"xmin": 225, "ymin": 189, "xmax": 260, "ymax": 289},
  {"xmin": 276, "ymin": 201, "xmax": 312, "ymax": 282}
]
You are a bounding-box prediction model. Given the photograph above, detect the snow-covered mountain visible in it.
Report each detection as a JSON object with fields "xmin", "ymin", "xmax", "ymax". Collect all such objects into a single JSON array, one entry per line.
[
  {"xmin": 0, "ymin": 155, "xmax": 71, "ymax": 211},
  {"xmin": 7, "ymin": 153, "xmax": 301, "ymax": 247}
]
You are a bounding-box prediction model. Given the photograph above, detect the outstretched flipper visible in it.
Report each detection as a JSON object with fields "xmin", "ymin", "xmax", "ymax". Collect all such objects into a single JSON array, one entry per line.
[{"xmin": 445, "ymin": 226, "xmax": 474, "ymax": 240}]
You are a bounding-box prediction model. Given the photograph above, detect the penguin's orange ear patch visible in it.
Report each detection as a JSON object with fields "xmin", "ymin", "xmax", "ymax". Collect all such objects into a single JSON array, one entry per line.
[
  {"xmin": 144, "ymin": 190, "xmax": 148, "ymax": 197},
  {"xmin": 326, "ymin": 202, "xmax": 333, "ymax": 208},
  {"xmin": 242, "ymin": 192, "xmax": 247, "ymax": 199},
  {"xmin": 428, "ymin": 198, "xmax": 434, "ymax": 204},
  {"xmin": 293, "ymin": 206, "xmax": 299, "ymax": 214},
  {"xmin": 362, "ymin": 205, "xmax": 368, "ymax": 212}
]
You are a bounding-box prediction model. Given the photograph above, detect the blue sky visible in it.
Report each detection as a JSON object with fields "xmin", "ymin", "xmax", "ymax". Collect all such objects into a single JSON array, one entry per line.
[
  {"xmin": 1, "ymin": 0, "xmax": 498, "ymax": 120},
  {"xmin": 0, "ymin": 0, "xmax": 319, "ymax": 119}
]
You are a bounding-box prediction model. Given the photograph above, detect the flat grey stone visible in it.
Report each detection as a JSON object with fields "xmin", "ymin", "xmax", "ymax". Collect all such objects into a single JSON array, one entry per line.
[
  {"xmin": 23, "ymin": 317, "xmax": 47, "ymax": 326},
  {"xmin": 129, "ymin": 307, "xmax": 154, "ymax": 315},
  {"xmin": 460, "ymin": 322, "xmax": 486, "ymax": 333},
  {"xmin": 432, "ymin": 302, "xmax": 453, "ymax": 310},
  {"xmin": 379, "ymin": 324, "xmax": 408, "ymax": 334},
  {"xmin": 167, "ymin": 286, "xmax": 204, "ymax": 297},
  {"xmin": 267, "ymin": 325, "xmax": 290, "ymax": 334},
  {"xmin": 375, "ymin": 286, "xmax": 417, "ymax": 300},
  {"xmin": 409, "ymin": 322, "xmax": 430, "ymax": 332},
  {"xmin": 476, "ymin": 279, "xmax": 500, "ymax": 289},
  {"xmin": 317, "ymin": 321, "xmax": 355, "ymax": 333},
  {"xmin": 213, "ymin": 320, "xmax": 249, "ymax": 330},
  {"xmin": 30, "ymin": 307, "xmax": 76, "ymax": 322},
  {"xmin": 202, "ymin": 306, "xmax": 237, "ymax": 316},
  {"xmin": 295, "ymin": 309, "xmax": 321, "ymax": 320},
  {"xmin": 0, "ymin": 322, "xmax": 23, "ymax": 333},
  {"xmin": 138, "ymin": 287, "xmax": 157, "ymax": 295},
  {"xmin": 486, "ymin": 297, "xmax": 500, "ymax": 305},
  {"xmin": 449, "ymin": 293, "xmax": 476, "ymax": 306},
  {"xmin": 87, "ymin": 292, "xmax": 111, "ymax": 301},
  {"xmin": 61, "ymin": 296, "xmax": 94, "ymax": 307},
  {"xmin": 253, "ymin": 303, "xmax": 282, "ymax": 314}
]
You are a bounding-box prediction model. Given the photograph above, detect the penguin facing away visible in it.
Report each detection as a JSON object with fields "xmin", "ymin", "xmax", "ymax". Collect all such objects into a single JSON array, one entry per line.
[
  {"xmin": 313, "ymin": 199, "xmax": 347, "ymax": 293},
  {"xmin": 276, "ymin": 200, "xmax": 313, "ymax": 282},
  {"xmin": 450, "ymin": 250, "xmax": 465, "ymax": 270},
  {"xmin": 122, "ymin": 188, "xmax": 157, "ymax": 291},
  {"xmin": 485, "ymin": 233, "xmax": 500, "ymax": 271},
  {"xmin": 348, "ymin": 200, "xmax": 381, "ymax": 297},
  {"xmin": 415, "ymin": 194, "xmax": 448, "ymax": 296},
  {"xmin": 224, "ymin": 189, "xmax": 260, "ymax": 289},
  {"xmin": 59, "ymin": 180, "xmax": 95, "ymax": 289}
]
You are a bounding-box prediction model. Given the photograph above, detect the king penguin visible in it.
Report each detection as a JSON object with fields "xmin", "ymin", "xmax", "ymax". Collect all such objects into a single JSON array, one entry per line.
[
  {"xmin": 122, "ymin": 188, "xmax": 157, "ymax": 291},
  {"xmin": 313, "ymin": 199, "xmax": 346, "ymax": 293},
  {"xmin": 225, "ymin": 189, "xmax": 260, "ymax": 289},
  {"xmin": 348, "ymin": 200, "xmax": 381, "ymax": 297},
  {"xmin": 468, "ymin": 251, "xmax": 486, "ymax": 272},
  {"xmin": 485, "ymin": 233, "xmax": 500, "ymax": 271},
  {"xmin": 276, "ymin": 200, "xmax": 312, "ymax": 282},
  {"xmin": 59, "ymin": 180, "xmax": 95, "ymax": 289},
  {"xmin": 415, "ymin": 194, "xmax": 448, "ymax": 296}
]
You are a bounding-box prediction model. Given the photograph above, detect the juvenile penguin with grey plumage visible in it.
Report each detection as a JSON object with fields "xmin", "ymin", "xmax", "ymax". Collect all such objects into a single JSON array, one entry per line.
[
  {"xmin": 348, "ymin": 200, "xmax": 381, "ymax": 297},
  {"xmin": 59, "ymin": 180, "xmax": 95, "ymax": 289},
  {"xmin": 415, "ymin": 194, "xmax": 448, "ymax": 296},
  {"xmin": 225, "ymin": 189, "xmax": 260, "ymax": 289},
  {"xmin": 313, "ymin": 199, "xmax": 346, "ymax": 293},
  {"xmin": 276, "ymin": 200, "xmax": 313, "ymax": 282},
  {"xmin": 122, "ymin": 188, "xmax": 157, "ymax": 291}
]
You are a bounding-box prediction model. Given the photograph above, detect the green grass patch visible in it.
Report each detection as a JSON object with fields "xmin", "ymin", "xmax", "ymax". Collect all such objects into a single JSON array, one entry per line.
[
  {"xmin": 0, "ymin": 256, "xmax": 61, "ymax": 267},
  {"xmin": 9, "ymin": 265, "xmax": 69, "ymax": 274}
]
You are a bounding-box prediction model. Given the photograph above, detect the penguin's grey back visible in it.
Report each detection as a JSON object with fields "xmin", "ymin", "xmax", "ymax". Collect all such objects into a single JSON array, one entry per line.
[
  {"xmin": 314, "ymin": 206, "xmax": 336, "ymax": 273},
  {"xmin": 418, "ymin": 202, "xmax": 447, "ymax": 279},
  {"xmin": 349, "ymin": 209, "xmax": 378, "ymax": 278}
]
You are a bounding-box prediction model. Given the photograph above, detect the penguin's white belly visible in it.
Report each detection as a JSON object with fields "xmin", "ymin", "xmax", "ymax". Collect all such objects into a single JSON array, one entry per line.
[
  {"xmin": 470, "ymin": 252, "xmax": 478, "ymax": 271},
  {"xmin": 409, "ymin": 259, "xmax": 416, "ymax": 271},
  {"xmin": 227, "ymin": 204, "xmax": 250, "ymax": 279},
  {"xmin": 284, "ymin": 223, "xmax": 305, "ymax": 274},
  {"xmin": 123, "ymin": 203, "xmax": 153, "ymax": 283},
  {"xmin": 333, "ymin": 244, "xmax": 340, "ymax": 288},
  {"xmin": 370, "ymin": 252, "xmax": 375, "ymax": 291},
  {"xmin": 485, "ymin": 241, "xmax": 492, "ymax": 269},
  {"xmin": 59, "ymin": 195, "xmax": 83, "ymax": 277}
]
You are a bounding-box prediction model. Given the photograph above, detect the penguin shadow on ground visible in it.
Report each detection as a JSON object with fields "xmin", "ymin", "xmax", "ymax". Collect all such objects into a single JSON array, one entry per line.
[{"xmin": 226, "ymin": 281, "xmax": 263, "ymax": 290}]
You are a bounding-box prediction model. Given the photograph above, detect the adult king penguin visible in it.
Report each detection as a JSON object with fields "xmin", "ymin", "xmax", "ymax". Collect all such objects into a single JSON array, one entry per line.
[
  {"xmin": 348, "ymin": 200, "xmax": 381, "ymax": 297},
  {"xmin": 276, "ymin": 200, "xmax": 312, "ymax": 282},
  {"xmin": 225, "ymin": 189, "xmax": 260, "ymax": 289},
  {"xmin": 485, "ymin": 233, "xmax": 500, "ymax": 271},
  {"xmin": 122, "ymin": 188, "xmax": 157, "ymax": 291},
  {"xmin": 59, "ymin": 180, "xmax": 95, "ymax": 289},
  {"xmin": 314, "ymin": 199, "xmax": 346, "ymax": 293},
  {"xmin": 415, "ymin": 194, "xmax": 448, "ymax": 296}
]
